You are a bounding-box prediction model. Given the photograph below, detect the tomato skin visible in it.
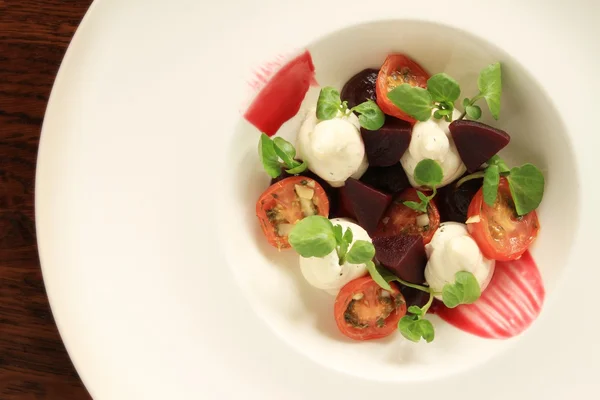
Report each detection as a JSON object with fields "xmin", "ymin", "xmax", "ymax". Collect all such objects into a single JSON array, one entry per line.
[
  {"xmin": 374, "ymin": 188, "xmax": 440, "ymax": 244},
  {"xmin": 256, "ymin": 176, "xmax": 329, "ymax": 249},
  {"xmin": 334, "ymin": 277, "xmax": 406, "ymax": 340},
  {"xmin": 376, "ymin": 54, "xmax": 430, "ymax": 124},
  {"xmin": 467, "ymin": 178, "xmax": 540, "ymax": 261}
]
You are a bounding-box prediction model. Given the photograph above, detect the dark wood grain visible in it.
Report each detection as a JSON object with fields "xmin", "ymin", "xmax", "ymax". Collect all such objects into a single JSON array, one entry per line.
[{"xmin": 0, "ymin": 0, "xmax": 93, "ymax": 398}]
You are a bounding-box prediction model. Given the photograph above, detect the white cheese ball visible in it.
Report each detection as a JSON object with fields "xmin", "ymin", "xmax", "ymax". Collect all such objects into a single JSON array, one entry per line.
[
  {"xmin": 401, "ymin": 109, "xmax": 466, "ymax": 188},
  {"xmin": 297, "ymin": 107, "xmax": 368, "ymax": 187},
  {"xmin": 299, "ymin": 218, "xmax": 371, "ymax": 295},
  {"xmin": 424, "ymin": 222, "xmax": 495, "ymax": 300}
]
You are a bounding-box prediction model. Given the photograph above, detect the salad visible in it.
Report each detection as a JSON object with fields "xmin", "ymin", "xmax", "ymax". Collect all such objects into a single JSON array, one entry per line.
[{"xmin": 248, "ymin": 53, "xmax": 545, "ymax": 343}]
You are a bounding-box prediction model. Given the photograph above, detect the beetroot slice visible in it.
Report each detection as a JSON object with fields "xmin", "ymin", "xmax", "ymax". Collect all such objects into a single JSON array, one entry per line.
[
  {"xmin": 331, "ymin": 186, "xmax": 357, "ymax": 220},
  {"xmin": 360, "ymin": 163, "xmax": 410, "ymax": 195},
  {"xmin": 344, "ymin": 178, "xmax": 392, "ymax": 234},
  {"xmin": 361, "ymin": 117, "xmax": 412, "ymax": 167},
  {"xmin": 449, "ymin": 120, "xmax": 510, "ymax": 172},
  {"xmin": 340, "ymin": 68, "xmax": 378, "ymax": 109},
  {"xmin": 437, "ymin": 177, "xmax": 482, "ymax": 223},
  {"xmin": 373, "ymin": 234, "xmax": 427, "ymax": 284}
]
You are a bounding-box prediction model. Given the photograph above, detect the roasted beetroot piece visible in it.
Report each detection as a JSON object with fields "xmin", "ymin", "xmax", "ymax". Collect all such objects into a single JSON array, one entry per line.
[
  {"xmin": 360, "ymin": 163, "xmax": 410, "ymax": 195},
  {"xmin": 449, "ymin": 120, "xmax": 510, "ymax": 172},
  {"xmin": 331, "ymin": 186, "xmax": 357, "ymax": 220},
  {"xmin": 399, "ymin": 285, "xmax": 430, "ymax": 309},
  {"xmin": 438, "ymin": 177, "xmax": 482, "ymax": 223},
  {"xmin": 373, "ymin": 234, "xmax": 427, "ymax": 284},
  {"xmin": 340, "ymin": 68, "xmax": 379, "ymax": 109},
  {"xmin": 361, "ymin": 117, "xmax": 412, "ymax": 167},
  {"xmin": 344, "ymin": 178, "xmax": 392, "ymax": 234}
]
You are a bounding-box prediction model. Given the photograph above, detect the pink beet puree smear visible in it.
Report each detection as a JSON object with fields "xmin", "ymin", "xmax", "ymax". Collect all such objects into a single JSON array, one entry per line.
[
  {"xmin": 435, "ymin": 251, "xmax": 545, "ymax": 339},
  {"xmin": 244, "ymin": 50, "xmax": 317, "ymax": 136}
]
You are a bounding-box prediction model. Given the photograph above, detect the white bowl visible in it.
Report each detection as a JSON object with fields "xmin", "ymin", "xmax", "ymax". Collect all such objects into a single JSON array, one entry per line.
[{"xmin": 223, "ymin": 19, "xmax": 578, "ymax": 382}]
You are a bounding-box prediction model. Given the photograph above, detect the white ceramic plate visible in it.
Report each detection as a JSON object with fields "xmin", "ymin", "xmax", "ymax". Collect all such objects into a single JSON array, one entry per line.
[{"xmin": 36, "ymin": 0, "xmax": 600, "ymax": 398}]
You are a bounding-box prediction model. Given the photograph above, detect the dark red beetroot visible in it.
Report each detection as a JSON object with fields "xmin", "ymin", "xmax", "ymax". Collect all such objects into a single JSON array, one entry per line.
[
  {"xmin": 449, "ymin": 120, "xmax": 510, "ymax": 172},
  {"xmin": 360, "ymin": 163, "xmax": 410, "ymax": 195},
  {"xmin": 340, "ymin": 68, "xmax": 378, "ymax": 109},
  {"xmin": 361, "ymin": 117, "xmax": 412, "ymax": 167},
  {"xmin": 344, "ymin": 178, "xmax": 392, "ymax": 234},
  {"xmin": 373, "ymin": 234, "xmax": 427, "ymax": 284},
  {"xmin": 334, "ymin": 186, "xmax": 357, "ymax": 220},
  {"xmin": 437, "ymin": 177, "xmax": 482, "ymax": 223},
  {"xmin": 399, "ymin": 285, "xmax": 430, "ymax": 309}
]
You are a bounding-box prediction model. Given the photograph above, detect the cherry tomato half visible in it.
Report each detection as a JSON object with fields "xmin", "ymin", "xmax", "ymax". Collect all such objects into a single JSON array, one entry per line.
[
  {"xmin": 256, "ymin": 176, "xmax": 329, "ymax": 249},
  {"xmin": 334, "ymin": 277, "xmax": 406, "ymax": 340},
  {"xmin": 467, "ymin": 178, "xmax": 540, "ymax": 261},
  {"xmin": 376, "ymin": 54, "xmax": 430, "ymax": 123},
  {"xmin": 374, "ymin": 188, "xmax": 441, "ymax": 244}
]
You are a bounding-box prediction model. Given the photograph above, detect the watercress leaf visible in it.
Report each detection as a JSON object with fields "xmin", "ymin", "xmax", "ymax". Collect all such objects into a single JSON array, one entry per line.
[
  {"xmin": 403, "ymin": 200, "xmax": 427, "ymax": 213},
  {"xmin": 387, "ymin": 84, "xmax": 434, "ymax": 122},
  {"xmin": 365, "ymin": 261, "xmax": 392, "ymax": 291},
  {"xmin": 465, "ymin": 104, "xmax": 482, "ymax": 120},
  {"xmin": 436, "ymin": 108, "xmax": 452, "ymax": 116},
  {"xmin": 333, "ymin": 224, "xmax": 343, "ymax": 245},
  {"xmin": 346, "ymin": 240, "xmax": 376, "ymax": 264},
  {"xmin": 352, "ymin": 99, "xmax": 385, "ymax": 130},
  {"xmin": 433, "ymin": 110, "xmax": 443, "ymax": 119},
  {"xmin": 288, "ymin": 216, "xmax": 336, "ymax": 258},
  {"xmin": 507, "ymin": 163, "xmax": 545, "ymax": 215},
  {"xmin": 285, "ymin": 160, "xmax": 308, "ymax": 174},
  {"xmin": 442, "ymin": 271, "xmax": 481, "ymax": 308},
  {"xmin": 343, "ymin": 226, "xmax": 353, "ymax": 244},
  {"xmin": 408, "ymin": 305, "xmax": 424, "ymax": 316},
  {"xmin": 316, "ymin": 86, "xmax": 342, "ymax": 120},
  {"xmin": 477, "ymin": 62, "xmax": 502, "ymax": 120},
  {"xmin": 483, "ymin": 164, "xmax": 500, "ymax": 206},
  {"xmin": 427, "ymin": 73, "xmax": 461, "ymax": 103},
  {"xmin": 272, "ymin": 137, "xmax": 297, "ymax": 167},
  {"xmin": 487, "ymin": 155, "xmax": 510, "ymax": 173},
  {"xmin": 398, "ymin": 315, "xmax": 422, "ymax": 342},
  {"xmin": 417, "ymin": 191, "xmax": 429, "ymax": 203},
  {"xmin": 418, "ymin": 319, "xmax": 435, "ymax": 343},
  {"xmin": 413, "ymin": 159, "xmax": 444, "ymax": 187},
  {"xmin": 258, "ymin": 133, "xmax": 282, "ymax": 178},
  {"xmin": 462, "ymin": 97, "xmax": 470, "ymax": 108}
]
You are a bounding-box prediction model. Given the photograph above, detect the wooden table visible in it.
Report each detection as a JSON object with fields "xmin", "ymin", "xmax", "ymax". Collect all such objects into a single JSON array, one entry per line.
[{"xmin": 1, "ymin": 1, "xmax": 93, "ymax": 398}]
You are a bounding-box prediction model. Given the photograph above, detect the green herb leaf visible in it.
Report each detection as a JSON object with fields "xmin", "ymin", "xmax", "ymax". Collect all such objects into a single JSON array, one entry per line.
[
  {"xmin": 258, "ymin": 133, "xmax": 282, "ymax": 178},
  {"xmin": 352, "ymin": 99, "xmax": 385, "ymax": 130},
  {"xmin": 427, "ymin": 73, "xmax": 461, "ymax": 103},
  {"xmin": 285, "ymin": 160, "xmax": 308, "ymax": 174},
  {"xmin": 462, "ymin": 97, "xmax": 470, "ymax": 108},
  {"xmin": 403, "ymin": 200, "xmax": 427, "ymax": 213},
  {"xmin": 365, "ymin": 261, "xmax": 392, "ymax": 291},
  {"xmin": 477, "ymin": 62, "xmax": 502, "ymax": 120},
  {"xmin": 483, "ymin": 164, "xmax": 500, "ymax": 206},
  {"xmin": 343, "ymin": 227, "xmax": 353, "ymax": 244},
  {"xmin": 417, "ymin": 191, "xmax": 429, "ymax": 203},
  {"xmin": 316, "ymin": 87, "xmax": 342, "ymax": 120},
  {"xmin": 465, "ymin": 104, "xmax": 482, "ymax": 120},
  {"xmin": 346, "ymin": 240, "xmax": 376, "ymax": 264},
  {"xmin": 507, "ymin": 163, "xmax": 545, "ymax": 215},
  {"xmin": 398, "ymin": 316, "xmax": 434, "ymax": 343},
  {"xmin": 288, "ymin": 216, "xmax": 336, "ymax": 258},
  {"xmin": 387, "ymin": 84, "xmax": 434, "ymax": 122},
  {"xmin": 272, "ymin": 137, "xmax": 297, "ymax": 168},
  {"xmin": 413, "ymin": 159, "xmax": 444, "ymax": 187},
  {"xmin": 333, "ymin": 224, "xmax": 343, "ymax": 245},
  {"xmin": 408, "ymin": 305, "xmax": 424, "ymax": 316},
  {"xmin": 442, "ymin": 271, "xmax": 481, "ymax": 308},
  {"xmin": 487, "ymin": 155, "xmax": 510, "ymax": 173}
]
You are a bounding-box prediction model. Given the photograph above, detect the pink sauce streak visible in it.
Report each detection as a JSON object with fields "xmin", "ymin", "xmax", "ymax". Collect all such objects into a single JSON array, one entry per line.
[
  {"xmin": 244, "ymin": 50, "xmax": 317, "ymax": 137},
  {"xmin": 435, "ymin": 251, "xmax": 545, "ymax": 339}
]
